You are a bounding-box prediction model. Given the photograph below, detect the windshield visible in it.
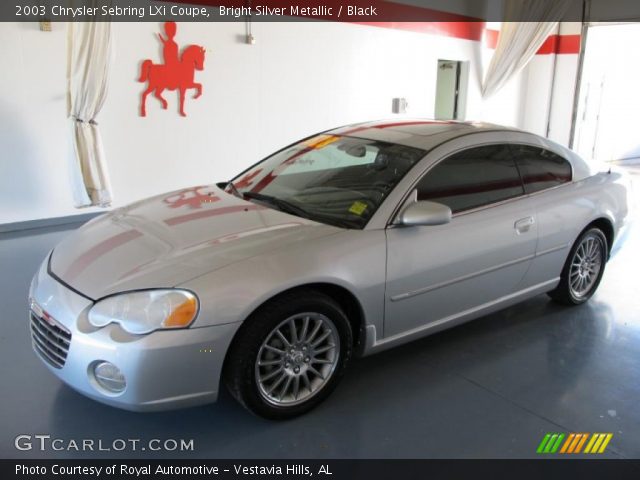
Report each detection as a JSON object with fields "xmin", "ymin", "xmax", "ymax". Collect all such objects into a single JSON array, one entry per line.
[{"xmin": 229, "ymin": 134, "xmax": 426, "ymax": 229}]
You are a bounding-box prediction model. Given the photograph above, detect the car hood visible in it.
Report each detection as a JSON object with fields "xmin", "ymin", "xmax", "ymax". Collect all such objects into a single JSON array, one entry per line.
[{"xmin": 50, "ymin": 185, "xmax": 341, "ymax": 299}]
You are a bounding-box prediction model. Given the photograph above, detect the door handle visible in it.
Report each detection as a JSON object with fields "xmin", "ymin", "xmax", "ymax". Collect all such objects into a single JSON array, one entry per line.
[{"xmin": 515, "ymin": 216, "xmax": 535, "ymax": 234}]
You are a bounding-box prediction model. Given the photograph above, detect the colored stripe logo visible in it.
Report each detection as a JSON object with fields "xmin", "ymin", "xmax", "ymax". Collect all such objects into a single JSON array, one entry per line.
[{"xmin": 537, "ymin": 433, "xmax": 612, "ymax": 454}]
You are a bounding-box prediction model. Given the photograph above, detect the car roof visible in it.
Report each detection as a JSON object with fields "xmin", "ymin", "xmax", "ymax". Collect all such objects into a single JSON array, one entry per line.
[
  {"xmin": 328, "ymin": 118, "xmax": 595, "ymax": 183},
  {"xmin": 329, "ymin": 119, "xmax": 524, "ymax": 150}
]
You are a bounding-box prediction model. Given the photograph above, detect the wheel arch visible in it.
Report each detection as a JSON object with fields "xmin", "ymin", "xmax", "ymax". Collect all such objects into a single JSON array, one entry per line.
[
  {"xmin": 548, "ymin": 216, "xmax": 612, "ymax": 305},
  {"xmin": 221, "ymin": 282, "xmax": 367, "ymax": 378},
  {"xmin": 584, "ymin": 217, "xmax": 615, "ymax": 257}
]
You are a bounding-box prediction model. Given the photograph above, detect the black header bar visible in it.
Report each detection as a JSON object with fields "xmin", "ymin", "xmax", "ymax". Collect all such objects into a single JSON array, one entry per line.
[{"xmin": 3, "ymin": 0, "xmax": 640, "ymax": 23}]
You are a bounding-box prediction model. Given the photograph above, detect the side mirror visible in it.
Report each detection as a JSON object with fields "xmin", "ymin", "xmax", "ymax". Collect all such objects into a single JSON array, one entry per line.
[{"xmin": 397, "ymin": 201, "xmax": 452, "ymax": 227}]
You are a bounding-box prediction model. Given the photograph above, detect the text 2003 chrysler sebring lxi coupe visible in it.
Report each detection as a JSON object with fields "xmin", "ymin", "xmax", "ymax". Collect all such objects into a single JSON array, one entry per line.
[{"xmin": 29, "ymin": 120, "xmax": 632, "ymax": 419}]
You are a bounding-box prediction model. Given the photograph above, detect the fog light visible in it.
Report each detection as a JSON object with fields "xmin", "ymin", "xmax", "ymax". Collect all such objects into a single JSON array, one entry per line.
[{"xmin": 93, "ymin": 361, "xmax": 126, "ymax": 393}]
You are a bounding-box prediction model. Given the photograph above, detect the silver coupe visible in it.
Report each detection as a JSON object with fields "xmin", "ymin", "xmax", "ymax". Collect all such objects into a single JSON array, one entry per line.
[{"xmin": 28, "ymin": 120, "xmax": 633, "ymax": 418}]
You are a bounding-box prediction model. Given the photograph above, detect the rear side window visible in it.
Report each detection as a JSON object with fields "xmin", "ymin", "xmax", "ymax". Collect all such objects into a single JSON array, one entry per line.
[
  {"xmin": 416, "ymin": 144, "xmax": 524, "ymax": 214},
  {"xmin": 510, "ymin": 145, "xmax": 572, "ymax": 194}
]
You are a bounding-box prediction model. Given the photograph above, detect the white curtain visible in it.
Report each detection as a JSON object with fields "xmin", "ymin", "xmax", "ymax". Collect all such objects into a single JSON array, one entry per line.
[
  {"xmin": 67, "ymin": 21, "xmax": 113, "ymax": 207},
  {"xmin": 482, "ymin": 1, "xmax": 571, "ymax": 98}
]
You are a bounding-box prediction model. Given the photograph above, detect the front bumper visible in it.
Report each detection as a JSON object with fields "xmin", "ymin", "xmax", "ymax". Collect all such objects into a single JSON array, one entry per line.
[{"xmin": 28, "ymin": 257, "xmax": 240, "ymax": 411}]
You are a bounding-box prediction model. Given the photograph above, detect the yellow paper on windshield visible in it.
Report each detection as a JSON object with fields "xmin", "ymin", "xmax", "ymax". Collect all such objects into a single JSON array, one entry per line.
[{"xmin": 349, "ymin": 201, "xmax": 368, "ymax": 216}]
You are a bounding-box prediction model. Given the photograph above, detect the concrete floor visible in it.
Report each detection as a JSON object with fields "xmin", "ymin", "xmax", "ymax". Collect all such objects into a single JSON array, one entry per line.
[{"xmin": 1, "ymin": 168, "xmax": 639, "ymax": 459}]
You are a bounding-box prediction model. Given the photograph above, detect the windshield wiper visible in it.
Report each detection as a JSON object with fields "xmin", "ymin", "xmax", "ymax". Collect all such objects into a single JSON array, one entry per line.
[
  {"xmin": 243, "ymin": 192, "xmax": 357, "ymax": 229},
  {"xmin": 243, "ymin": 192, "xmax": 312, "ymax": 218},
  {"xmin": 223, "ymin": 181, "xmax": 243, "ymax": 199}
]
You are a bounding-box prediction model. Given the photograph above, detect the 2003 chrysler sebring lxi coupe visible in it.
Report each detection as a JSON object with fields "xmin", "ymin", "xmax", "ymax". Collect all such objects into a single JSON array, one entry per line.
[{"xmin": 29, "ymin": 120, "xmax": 632, "ymax": 419}]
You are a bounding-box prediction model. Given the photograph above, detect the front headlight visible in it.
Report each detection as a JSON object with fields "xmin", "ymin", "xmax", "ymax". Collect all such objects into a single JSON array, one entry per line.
[{"xmin": 88, "ymin": 289, "xmax": 198, "ymax": 335}]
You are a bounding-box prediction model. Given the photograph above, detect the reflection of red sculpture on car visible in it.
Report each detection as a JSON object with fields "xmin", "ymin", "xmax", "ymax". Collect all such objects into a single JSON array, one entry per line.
[
  {"xmin": 163, "ymin": 186, "xmax": 219, "ymax": 209},
  {"xmin": 139, "ymin": 22, "xmax": 206, "ymax": 117},
  {"xmin": 233, "ymin": 169, "xmax": 263, "ymax": 189}
]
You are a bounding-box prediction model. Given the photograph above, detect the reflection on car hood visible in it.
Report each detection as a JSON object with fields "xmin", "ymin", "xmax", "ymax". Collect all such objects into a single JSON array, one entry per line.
[{"xmin": 50, "ymin": 185, "xmax": 340, "ymax": 299}]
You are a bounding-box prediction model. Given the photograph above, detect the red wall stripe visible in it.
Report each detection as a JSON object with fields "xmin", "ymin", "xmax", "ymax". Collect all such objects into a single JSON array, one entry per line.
[
  {"xmin": 352, "ymin": 21, "xmax": 485, "ymax": 41},
  {"xmin": 554, "ymin": 34, "xmax": 581, "ymax": 55},
  {"xmin": 485, "ymin": 29, "xmax": 581, "ymax": 55}
]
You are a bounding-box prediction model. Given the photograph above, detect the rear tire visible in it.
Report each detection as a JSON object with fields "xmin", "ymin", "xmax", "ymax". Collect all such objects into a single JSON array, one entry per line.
[
  {"xmin": 224, "ymin": 290, "xmax": 353, "ymax": 420},
  {"xmin": 548, "ymin": 227, "xmax": 608, "ymax": 306}
]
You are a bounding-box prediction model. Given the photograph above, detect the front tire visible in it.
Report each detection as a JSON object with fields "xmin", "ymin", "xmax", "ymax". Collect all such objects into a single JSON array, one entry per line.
[
  {"xmin": 548, "ymin": 227, "xmax": 608, "ymax": 305},
  {"xmin": 224, "ymin": 290, "xmax": 353, "ymax": 419}
]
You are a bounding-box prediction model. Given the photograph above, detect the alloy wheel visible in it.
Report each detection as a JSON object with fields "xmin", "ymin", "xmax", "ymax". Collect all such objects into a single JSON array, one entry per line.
[
  {"xmin": 255, "ymin": 312, "xmax": 340, "ymax": 407},
  {"xmin": 569, "ymin": 233, "xmax": 604, "ymax": 299}
]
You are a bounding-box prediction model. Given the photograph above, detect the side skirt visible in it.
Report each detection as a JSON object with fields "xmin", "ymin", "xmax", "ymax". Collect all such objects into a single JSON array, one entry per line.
[{"xmin": 362, "ymin": 278, "xmax": 559, "ymax": 356}]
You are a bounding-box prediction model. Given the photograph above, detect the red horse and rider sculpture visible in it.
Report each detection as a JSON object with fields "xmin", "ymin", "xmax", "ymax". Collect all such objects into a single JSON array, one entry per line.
[{"xmin": 139, "ymin": 22, "xmax": 206, "ymax": 117}]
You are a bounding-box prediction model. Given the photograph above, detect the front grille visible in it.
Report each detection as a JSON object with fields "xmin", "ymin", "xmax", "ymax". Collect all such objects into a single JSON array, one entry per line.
[{"xmin": 30, "ymin": 311, "xmax": 71, "ymax": 369}]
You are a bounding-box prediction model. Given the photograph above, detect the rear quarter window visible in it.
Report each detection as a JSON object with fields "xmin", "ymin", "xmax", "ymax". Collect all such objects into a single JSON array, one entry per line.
[{"xmin": 510, "ymin": 145, "xmax": 572, "ymax": 194}]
